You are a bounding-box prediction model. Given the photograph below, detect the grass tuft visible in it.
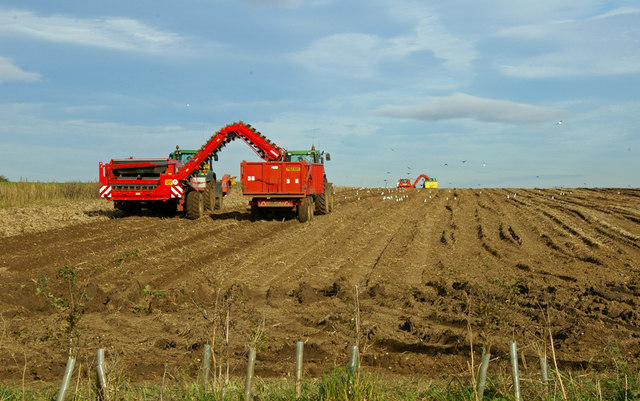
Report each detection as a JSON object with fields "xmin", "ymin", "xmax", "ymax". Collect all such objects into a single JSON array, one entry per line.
[{"xmin": 317, "ymin": 366, "xmax": 378, "ymax": 401}]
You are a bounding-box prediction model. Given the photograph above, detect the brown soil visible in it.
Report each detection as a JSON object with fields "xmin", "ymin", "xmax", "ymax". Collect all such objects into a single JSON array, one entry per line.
[
  {"xmin": 1, "ymin": 187, "xmax": 639, "ymax": 384},
  {"xmin": 0, "ymin": 200, "xmax": 116, "ymax": 237}
]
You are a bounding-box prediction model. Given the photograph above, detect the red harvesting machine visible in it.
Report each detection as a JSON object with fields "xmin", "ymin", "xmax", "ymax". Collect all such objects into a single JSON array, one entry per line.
[
  {"xmin": 397, "ymin": 174, "xmax": 439, "ymax": 189},
  {"xmin": 99, "ymin": 122, "xmax": 333, "ymax": 222}
]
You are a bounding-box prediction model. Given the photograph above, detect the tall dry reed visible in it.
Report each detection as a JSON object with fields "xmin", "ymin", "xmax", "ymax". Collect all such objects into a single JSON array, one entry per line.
[{"xmin": 0, "ymin": 181, "xmax": 99, "ymax": 208}]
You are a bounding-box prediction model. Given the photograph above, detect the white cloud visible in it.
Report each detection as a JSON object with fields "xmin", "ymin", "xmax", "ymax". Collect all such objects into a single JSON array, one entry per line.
[
  {"xmin": 0, "ymin": 10, "xmax": 189, "ymax": 53},
  {"xmin": 495, "ymin": 7, "xmax": 640, "ymax": 78},
  {"xmin": 0, "ymin": 56, "xmax": 40, "ymax": 83},
  {"xmin": 291, "ymin": 33, "xmax": 381, "ymax": 78},
  {"xmin": 290, "ymin": 4, "xmax": 475, "ymax": 78},
  {"xmin": 376, "ymin": 93, "xmax": 566, "ymax": 123},
  {"xmin": 390, "ymin": 9, "xmax": 476, "ymax": 72}
]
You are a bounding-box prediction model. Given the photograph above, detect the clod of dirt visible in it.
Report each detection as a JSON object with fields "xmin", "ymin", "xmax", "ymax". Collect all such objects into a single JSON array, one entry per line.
[
  {"xmin": 224, "ymin": 282, "xmax": 248, "ymax": 305},
  {"xmin": 367, "ymin": 283, "xmax": 387, "ymax": 298},
  {"xmin": 291, "ymin": 282, "xmax": 324, "ymax": 304},
  {"xmin": 84, "ymin": 283, "xmax": 109, "ymax": 312},
  {"xmin": 154, "ymin": 338, "xmax": 177, "ymax": 349}
]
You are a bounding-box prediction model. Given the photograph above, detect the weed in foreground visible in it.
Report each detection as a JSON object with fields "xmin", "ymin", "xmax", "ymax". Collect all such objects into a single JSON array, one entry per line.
[
  {"xmin": 0, "ymin": 365, "xmax": 639, "ymax": 400},
  {"xmin": 317, "ymin": 366, "xmax": 378, "ymax": 401}
]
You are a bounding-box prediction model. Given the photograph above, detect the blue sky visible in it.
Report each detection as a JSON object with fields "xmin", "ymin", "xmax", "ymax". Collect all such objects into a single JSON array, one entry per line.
[{"xmin": 1, "ymin": 0, "xmax": 638, "ymax": 188}]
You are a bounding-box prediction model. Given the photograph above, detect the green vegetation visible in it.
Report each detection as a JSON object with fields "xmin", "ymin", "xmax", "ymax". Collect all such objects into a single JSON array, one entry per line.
[
  {"xmin": 34, "ymin": 265, "xmax": 93, "ymax": 356},
  {"xmin": 0, "ymin": 367, "xmax": 638, "ymax": 401},
  {"xmin": 113, "ymin": 248, "xmax": 140, "ymax": 266},
  {"xmin": 317, "ymin": 367, "xmax": 378, "ymax": 401},
  {"xmin": 133, "ymin": 284, "xmax": 165, "ymax": 314},
  {"xmin": 0, "ymin": 181, "xmax": 98, "ymax": 208}
]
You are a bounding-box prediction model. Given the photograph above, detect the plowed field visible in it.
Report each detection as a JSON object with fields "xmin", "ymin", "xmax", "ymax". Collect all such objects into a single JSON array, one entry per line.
[{"xmin": 1, "ymin": 187, "xmax": 639, "ymax": 383}]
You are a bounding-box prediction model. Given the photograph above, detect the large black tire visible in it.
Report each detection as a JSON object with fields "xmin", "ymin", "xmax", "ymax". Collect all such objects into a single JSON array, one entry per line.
[
  {"xmin": 203, "ymin": 181, "xmax": 215, "ymax": 212},
  {"xmin": 297, "ymin": 197, "xmax": 310, "ymax": 223},
  {"xmin": 185, "ymin": 191, "xmax": 204, "ymax": 219},
  {"xmin": 214, "ymin": 181, "xmax": 223, "ymax": 210},
  {"xmin": 316, "ymin": 178, "xmax": 330, "ymax": 215},
  {"xmin": 327, "ymin": 183, "xmax": 334, "ymax": 212}
]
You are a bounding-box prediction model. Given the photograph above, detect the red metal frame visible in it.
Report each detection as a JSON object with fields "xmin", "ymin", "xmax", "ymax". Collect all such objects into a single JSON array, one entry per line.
[
  {"xmin": 99, "ymin": 122, "xmax": 286, "ymax": 203},
  {"xmin": 241, "ymin": 160, "xmax": 325, "ymax": 209},
  {"xmin": 241, "ymin": 161, "xmax": 324, "ymax": 196},
  {"xmin": 175, "ymin": 122, "xmax": 285, "ymax": 182}
]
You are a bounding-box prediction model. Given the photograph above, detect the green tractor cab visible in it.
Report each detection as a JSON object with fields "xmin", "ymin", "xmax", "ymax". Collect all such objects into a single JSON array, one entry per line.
[
  {"xmin": 169, "ymin": 148, "xmax": 212, "ymax": 178},
  {"xmin": 284, "ymin": 147, "xmax": 330, "ymax": 164}
]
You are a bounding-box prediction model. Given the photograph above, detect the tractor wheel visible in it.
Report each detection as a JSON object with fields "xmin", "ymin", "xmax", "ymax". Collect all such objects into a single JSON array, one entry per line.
[
  {"xmin": 203, "ymin": 181, "xmax": 215, "ymax": 211},
  {"xmin": 308, "ymin": 196, "xmax": 315, "ymax": 221},
  {"xmin": 214, "ymin": 181, "xmax": 223, "ymax": 210},
  {"xmin": 297, "ymin": 197, "xmax": 310, "ymax": 223},
  {"xmin": 327, "ymin": 183, "xmax": 334, "ymax": 212},
  {"xmin": 315, "ymin": 178, "xmax": 330, "ymax": 214},
  {"xmin": 185, "ymin": 191, "xmax": 204, "ymax": 219}
]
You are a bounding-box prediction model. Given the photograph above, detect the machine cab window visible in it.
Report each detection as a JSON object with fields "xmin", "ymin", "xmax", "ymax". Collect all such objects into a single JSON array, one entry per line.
[{"xmin": 285, "ymin": 152, "xmax": 317, "ymax": 163}]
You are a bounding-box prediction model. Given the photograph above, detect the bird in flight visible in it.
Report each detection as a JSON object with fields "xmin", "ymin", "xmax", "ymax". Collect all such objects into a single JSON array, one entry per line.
[{"xmin": 556, "ymin": 120, "xmax": 563, "ymax": 125}]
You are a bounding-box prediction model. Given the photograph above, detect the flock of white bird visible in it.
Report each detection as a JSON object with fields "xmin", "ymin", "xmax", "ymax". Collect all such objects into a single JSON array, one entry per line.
[
  {"xmin": 340, "ymin": 188, "xmax": 584, "ymax": 205},
  {"xmin": 343, "ymin": 188, "xmax": 459, "ymax": 203}
]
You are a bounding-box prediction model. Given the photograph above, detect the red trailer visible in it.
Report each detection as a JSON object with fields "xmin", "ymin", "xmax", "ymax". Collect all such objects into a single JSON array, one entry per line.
[{"xmin": 241, "ymin": 148, "xmax": 333, "ymax": 222}]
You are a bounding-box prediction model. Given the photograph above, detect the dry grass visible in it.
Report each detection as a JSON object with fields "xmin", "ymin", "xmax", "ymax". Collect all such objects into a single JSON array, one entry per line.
[{"xmin": 0, "ymin": 181, "xmax": 98, "ymax": 209}]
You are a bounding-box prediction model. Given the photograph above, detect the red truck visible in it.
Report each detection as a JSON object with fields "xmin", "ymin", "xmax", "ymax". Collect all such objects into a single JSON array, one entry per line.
[{"xmin": 99, "ymin": 122, "xmax": 333, "ymax": 222}]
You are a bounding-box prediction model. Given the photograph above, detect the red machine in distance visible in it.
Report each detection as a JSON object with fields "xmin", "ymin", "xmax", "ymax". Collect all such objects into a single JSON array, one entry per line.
[{"xmin": 397, "ymin": 174, "xmax": 439, "ymax": 188}]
